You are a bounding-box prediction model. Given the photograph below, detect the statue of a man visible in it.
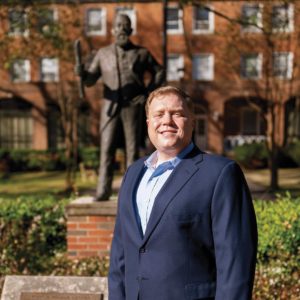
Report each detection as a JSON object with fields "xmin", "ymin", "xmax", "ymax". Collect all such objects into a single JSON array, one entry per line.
[{"xmin": 76, "ymin": 14, "xmax": 164, "ymax": 201}]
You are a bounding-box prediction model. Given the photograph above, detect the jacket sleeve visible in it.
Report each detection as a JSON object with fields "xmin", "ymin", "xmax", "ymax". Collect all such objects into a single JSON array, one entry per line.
[{"xmin": 211, "ymin": 162, "xmax": 257, "ymax": 300}]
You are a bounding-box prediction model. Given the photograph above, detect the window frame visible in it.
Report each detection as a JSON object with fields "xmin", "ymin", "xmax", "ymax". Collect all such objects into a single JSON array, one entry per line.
[
  {"xmin": 11, "ymin": 59, "xmax": 31, "ymax": 83},
  {"xmin": 40, "ymin": 58, "xmax": 59, "ymax": 82},
  {"xmin": 0, "ymin": 109, "xmax": 33, "ymax": 149},
  {"xmin": 241, "ymin": 53, "xmax": 263, "ymax": 80},
  {"xmin": 167, "ymin": 54, "xmax": 184, "ymax": 81},
  {"xmin": 37, "ymin": 7, "xmax": 59, "ymax": 35},
  {"xmin": 192, "ymin": 5, "xmax": 214, "ymax": 34},
  {"xmin": 273, "ymin": 52, "xmax": 293, "ymax": 79},
  {"xmin": 272, "ymin": 3, "xmax": 294, "ymax": 33},
  {"xmin": 8, "ymin": 8, "xmax": 29, "ymax": 37},
  {"xmin": 85, "ymin": 8, "xmax": 107, "ymax": 36},
  {"xmin": 241, "ymin": 3, "xmax": 263, "ymax": 33},
  {"xmin": 166, "ymin": 6, "xmax": 183, "ymax": 34},
  {"xmin": 192, "ymin": 53, "xmax": 214, "ymax": 81},
  {"xmin": 240, "ymin": 107, "xmax": 261, "ymax": 136}
]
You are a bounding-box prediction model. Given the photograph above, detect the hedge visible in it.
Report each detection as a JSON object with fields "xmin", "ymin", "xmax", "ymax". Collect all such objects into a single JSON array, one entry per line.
[
  {"xmin": 231, "ymin": 140, "xmax": 300, "ymax": 169},
  {"xmin": 0, "ymin": 148, "xmax": 100, "ymax": 172},
  {"xmin": 0, "ymin": 193, "xmax": 299, "ymax": 298}
]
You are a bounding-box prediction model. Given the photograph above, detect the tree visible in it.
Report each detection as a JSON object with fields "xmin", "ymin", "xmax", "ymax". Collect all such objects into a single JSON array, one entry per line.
[
  {"xmin": 181, "ymin": 0, "xmax": 300, "ymax": 191},
  {"xmin": 0, "ymin": 0, "xmax": 83, "ymax": 192}
]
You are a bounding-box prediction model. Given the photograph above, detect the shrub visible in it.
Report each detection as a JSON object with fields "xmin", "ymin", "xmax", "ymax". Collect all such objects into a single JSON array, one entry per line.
[
  {"xmin": 285, "ymin": 139, "xmax": 300, "ymax": 166},
  {"xmin": 0, "ymin": 195, "xmax": 69, "ymax": 275},
  {"xmin": 253, "ymin": 193, "xmax": 300, "ymax": 299},
  {"xmin": 231, "ymin": 142, "xmax": 268, "ymax": 168},
  {"xmin": 79, "ymin": 147, "xmax": 99, "ymax": 170},
  {"xmin": 254, "ymin": 192, "xmax": 300, "ymax": 264}
]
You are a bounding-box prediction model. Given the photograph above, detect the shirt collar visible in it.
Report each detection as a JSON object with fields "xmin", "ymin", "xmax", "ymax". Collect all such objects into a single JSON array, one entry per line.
[{"xmin": 145, "ymin": 142, "xmax": 194, "ymax": 170}]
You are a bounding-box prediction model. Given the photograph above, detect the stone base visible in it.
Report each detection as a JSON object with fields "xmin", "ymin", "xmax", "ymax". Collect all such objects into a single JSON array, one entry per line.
[
  {"xmin": 1, "ymin": 276, "xmax": 108, "ymax": 300},
  {"xmin": 66, "ymin": 197, "xmax": 117, "ymax": 258}
]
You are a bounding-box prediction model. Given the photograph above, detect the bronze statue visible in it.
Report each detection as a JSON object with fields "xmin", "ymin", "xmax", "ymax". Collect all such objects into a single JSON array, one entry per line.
[{"xmin": 75, "ymin": 14, "xmax": 164, "ymax": 201}]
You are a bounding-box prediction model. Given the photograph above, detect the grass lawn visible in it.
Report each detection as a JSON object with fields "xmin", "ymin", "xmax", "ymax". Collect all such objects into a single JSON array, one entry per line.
[
  {"xmin": 0, "ymin": 168, "xmax": 299, "ymax": 198},
  {"xmin": 243, "ymin": 167, "xmax": 300, "ymax": 196},
  {"xmin": 0, "ymin": 171, "xmax": 99, "ymax": 199}
]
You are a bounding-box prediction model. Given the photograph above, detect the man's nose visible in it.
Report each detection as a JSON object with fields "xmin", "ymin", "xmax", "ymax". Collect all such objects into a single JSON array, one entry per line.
[{"xmin": 162, "ymin": 113, "xmax": 172, "ymax": 124}]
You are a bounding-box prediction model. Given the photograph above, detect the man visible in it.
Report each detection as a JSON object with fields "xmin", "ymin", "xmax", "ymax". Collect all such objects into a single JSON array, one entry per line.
[
  {"xmin": 76, "ymin": 14, "xmax": 164, "ymax": 201},
  {"xmin": 109, "ymin": 86, "xmax": 258, "ymax": 300}
]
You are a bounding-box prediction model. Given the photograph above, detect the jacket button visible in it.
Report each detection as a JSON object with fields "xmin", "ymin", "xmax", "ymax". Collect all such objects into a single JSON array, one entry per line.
[{"xmin": 139, "ymin": 248, "xmax": 146, "ymax": 253}]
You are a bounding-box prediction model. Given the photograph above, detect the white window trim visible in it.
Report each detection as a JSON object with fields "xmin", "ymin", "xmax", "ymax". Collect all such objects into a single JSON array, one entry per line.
[
  {"xmin": 85, "ymin": 8, "xmax": 107, "ymax": 36},
  {"xmin": 192, "ymin": 5, "xmax": 214, "ymax": 34},
  {"xmin": 241, "ymin": 53, "xmax": 263, "ymax": 80},
  {"xmin": 192, "ymin": 53, "xmax": 214, "ymax": 81},
  {"xmin": 8, "ymin": 8, "xmax": 29, "ymax": 37},
  {"xmin": 241, "ymin": 3, "xmax": 263, "ymax": 33},
  {"xmin": 273, "ymin": 52, "xmax": 293, "ymax": 79},
  {"xmin": 12, "ymin": 59, "xmax": 31, "ymax": 83},
  {"xmin": 167, "ymin": 54, "xmax": 184, "ymax": 81},
  {"xmin": 272, "ymin": 4, "xmax": 294, "ymax": 33},
  {"xmin": 167, "ymin": 6, "xmax": 183, "ymax": 35},
  {"xmin": 115, "ymin": 7, "xmax": 137, "ymax": 34},
  {"xmin": 40, "ymin": 58, "xmax": 59, "ymax": 82}
]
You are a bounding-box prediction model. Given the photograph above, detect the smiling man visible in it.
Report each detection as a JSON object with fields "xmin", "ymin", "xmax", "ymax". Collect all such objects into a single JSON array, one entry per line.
[{"xmin": 109, "ymin": 86, "xmax": 258, "ymax": 300}]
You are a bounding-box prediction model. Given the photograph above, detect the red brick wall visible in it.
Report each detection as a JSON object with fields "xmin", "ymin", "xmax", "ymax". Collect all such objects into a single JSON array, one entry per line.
[{"xmin": 66, "ymin": 200, "xmax": 117, "ymax": 258}]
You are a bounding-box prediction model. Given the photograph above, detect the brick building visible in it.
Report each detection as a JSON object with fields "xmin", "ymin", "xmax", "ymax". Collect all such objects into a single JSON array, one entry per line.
[{"xmin": 0, "ymin": 0, "xmax": 300, "ymax": 155}]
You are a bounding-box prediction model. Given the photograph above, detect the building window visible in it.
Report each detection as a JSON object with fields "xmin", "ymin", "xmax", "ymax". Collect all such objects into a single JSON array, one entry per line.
[
  {"xmin": 272, "ymin": 4, "xmax": 294, "ymax": 32},
  {"xmin": 241, "ymin": 4, "xmax": 263, "ymax": 32},
  {"xmin": 167, "ymin": 54, "xmax": 184, "ymax": 81},
  {"xmin": 241, "ymin": 107, "xmax": 261, "ymax": 135},
  {"xmin": 273, "ymin": 52, "xmax": 293, "ymax": 79},
  {"xmin": 192, "ymin": 54, "xmax": 214, "ymax": 81},
  {"xmin": 115, "ymin": 7, "xmax": 137, "ymax": 34},
  {"xmin": 85, "ymin": 8, "xmax": 106, "ymax": 36},
  {"xmin": 167, "ymin": 6, "xmax": 183, "ymax": 34},
  {"xmin": 8, "ymin": 8, "xmax": 28, "ymax": 36},
  {"xmin": 192, "ymin": 5, "xmax": 214, "ymax": 34},
  {"xmin": 40, "ymin": 58, "xmax": 59, "ymax": 82},
  {"xmin": 37, "ymin": 8, "xmax": 58, "ymax": 35},
  {"xmin": 11, "ymin": 59, "xmax": 31, "ymax": 82},
  {"xmin": 0, "ymin": 109, "xmax": 33, "ymax": 149},
  {"xmin": 241, "ymin": 54, "xmax": 262, "ymax": 79}
]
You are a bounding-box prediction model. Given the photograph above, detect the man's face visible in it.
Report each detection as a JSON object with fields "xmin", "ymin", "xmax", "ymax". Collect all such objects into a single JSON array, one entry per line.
[
  {"xmin": 113, "ymin": 15, "xmax": 132, "ymax": 47},
  {"xmin": 146, "ymin": 93, "xmax": 194, "ymax": 160}
]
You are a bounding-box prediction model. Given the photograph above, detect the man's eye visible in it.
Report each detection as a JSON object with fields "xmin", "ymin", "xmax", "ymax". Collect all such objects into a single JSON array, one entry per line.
[{"xmin": 174, "ymin": 112, "xmax": 183, "ymax": 116}]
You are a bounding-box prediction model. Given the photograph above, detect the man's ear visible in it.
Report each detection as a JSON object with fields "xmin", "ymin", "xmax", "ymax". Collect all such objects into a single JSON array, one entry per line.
[{"xmin": 146, "ymin": 118, "xmax": 149, "ymax": 127}]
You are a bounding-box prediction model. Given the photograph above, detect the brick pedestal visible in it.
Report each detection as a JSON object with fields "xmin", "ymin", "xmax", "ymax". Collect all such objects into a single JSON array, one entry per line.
[{"xmin": 66, "ymin": 197, "xmax": 117, "ymax": 258}]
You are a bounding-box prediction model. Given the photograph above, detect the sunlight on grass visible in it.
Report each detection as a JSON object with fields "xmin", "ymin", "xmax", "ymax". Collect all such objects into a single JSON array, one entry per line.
[{"xmin": 0, "ymin": 171, "xmax": 97, "ymax": 196}]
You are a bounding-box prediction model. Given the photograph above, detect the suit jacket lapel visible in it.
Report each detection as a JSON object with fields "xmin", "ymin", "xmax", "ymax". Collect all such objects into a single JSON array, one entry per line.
[
  {"xmin": 122, "ymin": 158, "xmax": 147, "ymax": 240},
  {"xmin": 141, "ymin": 148, "xmax": 204, "ymax": 245}
]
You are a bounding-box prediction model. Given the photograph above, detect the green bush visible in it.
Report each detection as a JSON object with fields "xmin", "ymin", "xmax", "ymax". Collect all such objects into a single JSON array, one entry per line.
[
  {"xmin": 79, "ymin": 147, "xmax": 99, "ymax": 170},
  {"xmin": 254, "ymin": 192, "xmax": 300, "ymax": 263},
  {"xmin": 285, "ymin": 139, "xmax": 300, "ymax": 166},
  {"xmin": 0, "ymin": 195, "xmax": 69, "ymax": 275},
  {"xmin": 0, "ymin": 194, "xmax": 299, "ymax": 299},
  {"xmin": 232, "ymin": 142, "xmax": 268, "ymax": 168},
  {"xmin": 253, "ymin": 193, "xmax": 300, "ymax": 299}
]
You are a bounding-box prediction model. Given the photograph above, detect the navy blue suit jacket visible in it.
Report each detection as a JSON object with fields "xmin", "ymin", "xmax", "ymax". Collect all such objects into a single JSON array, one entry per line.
[{"xmin": 108, "ymin": 147, "xmax": 257, "ymax": 300}]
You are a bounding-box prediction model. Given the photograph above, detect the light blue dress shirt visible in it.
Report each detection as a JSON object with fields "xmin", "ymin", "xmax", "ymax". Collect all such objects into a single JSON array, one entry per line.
[{"xmin": 136, "ymin": 143, "xmax": 194, "ymax": 234}]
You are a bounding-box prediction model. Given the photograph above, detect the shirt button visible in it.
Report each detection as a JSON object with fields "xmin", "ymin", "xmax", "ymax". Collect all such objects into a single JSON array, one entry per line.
[{"xmin": 139, "ymin": 248, "xmax": 146, "ymax": 253}]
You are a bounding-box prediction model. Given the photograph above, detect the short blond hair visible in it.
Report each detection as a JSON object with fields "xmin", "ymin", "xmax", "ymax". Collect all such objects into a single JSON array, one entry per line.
[{"xmin": 145, "ymin": 86, "xmax": 194, "ymax": 116}]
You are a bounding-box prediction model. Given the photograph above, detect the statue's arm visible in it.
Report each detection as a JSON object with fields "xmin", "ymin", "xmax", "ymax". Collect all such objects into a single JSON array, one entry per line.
[
  {"xmin": 75, "ymin": 51, "xmax": 102, "ymax": 87},
  {"xmin": 146, "ymin": 51, "xmax": 165, "ymax": 92}
]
